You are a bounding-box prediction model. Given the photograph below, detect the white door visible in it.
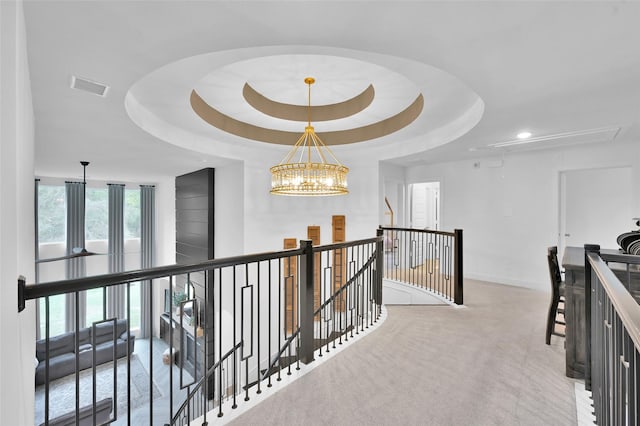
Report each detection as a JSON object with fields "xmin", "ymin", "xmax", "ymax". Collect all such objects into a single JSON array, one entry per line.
[
  {"xmin": 409, "ymin": 182, "xmax": 440, "ymax": 230},
  {"xmin": 559, "ymin": 167, "xmax": 632, "ymax": 255}
]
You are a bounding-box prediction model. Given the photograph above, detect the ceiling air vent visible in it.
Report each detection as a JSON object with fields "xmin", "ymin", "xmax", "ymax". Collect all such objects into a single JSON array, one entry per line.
[
  {"xmin": 70, "ymin": 76, "xmax": 109, "ymax": 97},
  {"xmin": 487, "ymin": 126, "xmax": 621, "ymax": 151}
]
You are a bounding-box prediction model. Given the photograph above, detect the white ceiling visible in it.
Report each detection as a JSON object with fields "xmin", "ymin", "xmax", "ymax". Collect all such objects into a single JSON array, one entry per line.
[{"xmin": 23, "ymin": 1, "xmax": 640, "ymax": 182}]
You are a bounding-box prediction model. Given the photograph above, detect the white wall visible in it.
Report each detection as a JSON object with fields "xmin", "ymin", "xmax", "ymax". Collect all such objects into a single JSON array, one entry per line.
[
  {"xmin": 155, "ymin": 176, "xmax": 176, "ymax": 267},
  {"xmin": 404, "ymin": 140, "xmax": 640, "ymax": 291},
  {"xmin": 243, "ymin": 155, "xmax": 379, "ymax": 254},
  {"xmin": 0, "ymin": 1, "xmax": 36, "ymax": 423},
  {"xmin": 379, "ymin": 162, "xmax": 406, "ymax": 228},
  {"xmin": 215, "ymin": 162, "xmax": 244, "ymax": 257}
]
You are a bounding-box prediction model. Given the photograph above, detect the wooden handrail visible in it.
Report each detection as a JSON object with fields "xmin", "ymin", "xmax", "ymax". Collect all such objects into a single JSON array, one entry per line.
[
  {"xmin": 379, "ymin": 226, "xmax": 455, "ymax": 237},
  {"xmin": 587, "ymin": 252, "xmax": 640, "ymax": 348}
]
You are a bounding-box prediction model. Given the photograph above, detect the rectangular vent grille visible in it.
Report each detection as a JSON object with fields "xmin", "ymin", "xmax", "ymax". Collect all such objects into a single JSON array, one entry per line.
[
  {"xmin": 488, "ymin": 126, "xmax": 621, "ymax": 151},
  {"xmin": 70, "ymin": 76, "xmax": 109, "ymax": 97}
]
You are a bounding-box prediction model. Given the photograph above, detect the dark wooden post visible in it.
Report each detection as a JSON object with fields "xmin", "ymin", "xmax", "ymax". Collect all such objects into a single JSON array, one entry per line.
[
  {"xmin": 18, "ymin": 275, "xmax": 26, "ymax": 313},
  {"xmin": 375, "ymin": 228, "xmax": 384, "ymax": 306},
  {"xmin": 299, "ymin": 240, "xmax": 315, "ymax": 365},
  {"xmin": 454, "ymin": 229, "xmax": 464, "ymax": 305},
  {"xmin": 584, "ymin": 243, "xmax": 600, "ymax": 392}
]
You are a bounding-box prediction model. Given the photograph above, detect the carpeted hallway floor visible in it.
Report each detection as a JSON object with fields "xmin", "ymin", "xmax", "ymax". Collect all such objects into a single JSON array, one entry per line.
[{"xmin": 230, "ymin": 279, "xmax": 577, "ymax": 426}]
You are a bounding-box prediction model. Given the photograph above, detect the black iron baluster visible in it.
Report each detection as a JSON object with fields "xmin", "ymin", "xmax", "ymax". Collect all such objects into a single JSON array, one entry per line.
[
  {"xmin": 360, "ymin": 266, "xmax": 365, "ymax": 333},
  {"xmin": 277, "ymin": 258, "xmax": 282, "ymax": 382},
  {"xmin": 296, "ymin": 250, "xmax": 302, "ymax": 370},
  {"xmin": 203, "ymin": 268, "xmax": 209, "ymax": 426},
  {"xmin": 257, "ymin": 261, "xmax": 262, "ymax": 394},
  {"xmin": 325, "ymin": 249, "xmax": 331, "ymax": 353},
  {"xmin": 148, "ymin": 278, "xmax": 154, "ymax": 424},
  {"xmin": 243, "ymin": 263, "xmax": 250, "ymax": 402},
  {"xmin": 268, "ymin": 260, "xmax": 273, "ymax": 387},
  {"xmin": 75, "ymin": 291, "xmax": 80, "ymax": 426},
  {"xmin": 232, "ymin": 265, "xmax": 237, "ymax": 409},
  {"xmin": 168, "ymin": 276, "xmax": 174, "ymax": 423},
  {"xmin": 218, "ymin": 268, "xmax": 223, "ymax": 418},
  {"xmin": 287, "ymin": 261, "xmax": 293, "ymax": 375},
  {"xmin": 332, "ymin": 246, "xmax": 337, "ymax": 349},
  {"xmin": 296, "ymin": 249, "xmax": 301, "ymax": 371},
  {"xmin": 126, "ymin": 281, "xmax": 131, "ymax": 425},
  {"xmin": 45, "ymin": 296, "xmax": 50, "ymax": 426},
  {"xmin": 318, "ymin": 250, "xmax": 324, "ymax": 358}
]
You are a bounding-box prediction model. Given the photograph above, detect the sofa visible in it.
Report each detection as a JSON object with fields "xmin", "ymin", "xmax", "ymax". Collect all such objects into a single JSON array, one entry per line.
[{"xmin": 35, "ymin": 319, "xmax": 135, "ymax": 385}]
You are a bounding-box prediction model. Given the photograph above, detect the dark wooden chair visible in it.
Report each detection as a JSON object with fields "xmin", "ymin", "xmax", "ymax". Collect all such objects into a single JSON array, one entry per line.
[{"xmin": 545, "ymin": 246, "xmax": 565, "ymax": 345}]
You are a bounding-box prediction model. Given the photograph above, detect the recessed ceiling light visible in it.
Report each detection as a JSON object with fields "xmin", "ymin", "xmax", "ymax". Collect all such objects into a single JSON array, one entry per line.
[{"xmin": 517, "ymin": 131, "xmax": 532, "ymax": 139}]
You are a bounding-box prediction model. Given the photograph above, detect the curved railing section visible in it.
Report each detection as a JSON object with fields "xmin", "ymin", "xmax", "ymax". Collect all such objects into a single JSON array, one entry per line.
[
  {"xmin": 380, "ymin": 227, "xmax": 463, "ymax": 304},
  {"xmin": 584, "ymin": 246, "xmax": 640, "ymax": 425}
]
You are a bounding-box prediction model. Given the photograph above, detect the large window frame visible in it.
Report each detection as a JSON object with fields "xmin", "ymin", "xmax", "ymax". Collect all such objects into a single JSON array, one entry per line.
[{"xmin": 37, "ymin": 181, "xmax": 145, "ymax": 338}]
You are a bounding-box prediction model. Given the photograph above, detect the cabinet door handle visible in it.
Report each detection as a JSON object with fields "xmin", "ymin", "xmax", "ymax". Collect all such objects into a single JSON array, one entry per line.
[{"xmin": 564, "ymin": 233, "xmax": 571, "ymax": 237}]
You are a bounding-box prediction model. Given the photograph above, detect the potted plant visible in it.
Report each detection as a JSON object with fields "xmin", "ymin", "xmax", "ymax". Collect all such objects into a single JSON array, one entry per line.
[{"xmin": 173, "ymin": 291, "xmax": 187, "ymax": 315}]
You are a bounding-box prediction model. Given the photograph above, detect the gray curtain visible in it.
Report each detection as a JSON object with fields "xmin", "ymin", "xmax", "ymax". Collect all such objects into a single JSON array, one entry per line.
[
  {"xmin": 139, "ymin": 185, "xmax": 155, "ymax": 338},
  {"xmin": 107, "ymin": 184, "xmax": 125, "ymax": 319},
  {"xmin": 65, "ymin": 181, "xmax": 87, "ymax": 331}
]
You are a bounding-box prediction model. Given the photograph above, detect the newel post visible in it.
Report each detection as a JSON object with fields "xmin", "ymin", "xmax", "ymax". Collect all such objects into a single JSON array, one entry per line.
[
  {"xmin": 454, "ymin": 229, "xmax": 464, "ymax": 305},
  {"xmin": 375, "ymin": 228, "xmax": 384, "ymax": 307},
  {"xmin": 299, "ymin": 240, "xmax": 315, "ymax": 365},
  {"xmin": 584, "ymin": 243, "xmax": 600, "ymax": 392},
  {"xmin": 18, "ymin": 275, "xmax": 26, "ymax": 313}
]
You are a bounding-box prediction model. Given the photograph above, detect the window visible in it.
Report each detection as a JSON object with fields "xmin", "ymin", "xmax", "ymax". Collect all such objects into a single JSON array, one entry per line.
[
  {"xmin": 38, "ymin": 295, "xmax": 65, "ymax": 338},
  {"xmin": 124, "ymin": 189, "xmax": 140, "ymax": 239},
  {"xmin": 37, "ymin": 183, "xmax": 145, "ymax": 337},
  {"xmin": 85, "ymin": 288, "xmax": 105, "ymax": 327},
  {"xmin": 38, "ymin": 185, "xmax": 65, "ymax": 243},
  {"xmin": 128, "ymin": 282, "xmax": 141, "ymax": 331},
  {"xmin": 37, "ymin": 184, "xmax": 66, "ymax": 337},
  {"xmin": 85, "ymin": 187, "xmax": 108, "ymax": 240}
]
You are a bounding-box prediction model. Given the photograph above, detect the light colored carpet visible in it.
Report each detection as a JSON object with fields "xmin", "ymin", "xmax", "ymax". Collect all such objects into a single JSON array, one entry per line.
[
  {"xmin": 230, "ymin": 279, "xmax": 577, "ymax": 426},
  {"xmin": 34, "ymin": 353, "xmax": 161, "ymax": 425}
]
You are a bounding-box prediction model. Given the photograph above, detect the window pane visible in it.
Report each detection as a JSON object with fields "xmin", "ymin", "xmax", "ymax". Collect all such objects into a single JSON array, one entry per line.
[
  {"xmin": 38, "ymin": 295, "xmax": 66, "ymax": 337},
  {"xmin": 124, "ymin": 189, "xmax": 140, "ymax": 239},
  {"xmin": 38, "ymin": 185, "xmax": 65, "ymax": 243},
  {"xmin": 85, "ymin": 188, "xmax": 108, "ymax": 240},
  {"xmin": 86, "ymin": 288, "xmax": 105, "ymax": 326},
  {"xmin": 128, "ymin": 282, "xmax": 141, "ymax": 330}
]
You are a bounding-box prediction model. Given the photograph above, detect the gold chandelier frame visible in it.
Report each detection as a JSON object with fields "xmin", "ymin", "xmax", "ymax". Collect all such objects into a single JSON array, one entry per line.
[{"xmin": 270, "ymin": 77, "xmax": 349, "ymax": 196}]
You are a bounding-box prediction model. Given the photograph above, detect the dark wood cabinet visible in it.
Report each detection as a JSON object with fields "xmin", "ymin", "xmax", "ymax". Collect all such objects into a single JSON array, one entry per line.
[{"xmin": 159, "ymin": 313, "xmax": 203, "ymax": 379}]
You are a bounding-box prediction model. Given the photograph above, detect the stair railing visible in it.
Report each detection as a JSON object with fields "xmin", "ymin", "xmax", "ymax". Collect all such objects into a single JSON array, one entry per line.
[
  {"xmin": 584, "ymin": 245, "xmax": 640, "ymax": 425},
  {"xmin": 20, "ymin": 232, "xmax": 383, "ymax": 426},
  {"xmin": 380, "ymin": 226, "xmax": 463, "ymax": 304}
]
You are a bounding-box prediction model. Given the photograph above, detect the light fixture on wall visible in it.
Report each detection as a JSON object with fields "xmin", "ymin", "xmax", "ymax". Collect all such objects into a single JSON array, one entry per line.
[{"xmin": 270, "ymin": 77, "xmax": 349, "ymax": 196}]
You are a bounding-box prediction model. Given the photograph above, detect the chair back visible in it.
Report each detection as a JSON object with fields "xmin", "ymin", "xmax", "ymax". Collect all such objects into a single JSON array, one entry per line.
[{"xmin": 547, "ymin": 246, "xmax": 562, "ymax": 297}]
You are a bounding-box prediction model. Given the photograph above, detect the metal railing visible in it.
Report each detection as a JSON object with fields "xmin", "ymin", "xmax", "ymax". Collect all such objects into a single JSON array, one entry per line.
[
  {"xmin": 171, "ymin": 236, "xmax": 382, "ymax": 424},
  {"xmin": 20, "ymin": 233, "xmax": 383, "ymax": 425},
  {"xmin": 380, "ymin": 227, "xmax": 463, "ymax": 304},
  {"xmin": 584, "ymin": 245, "xmax": 640, "ymax": 425}
]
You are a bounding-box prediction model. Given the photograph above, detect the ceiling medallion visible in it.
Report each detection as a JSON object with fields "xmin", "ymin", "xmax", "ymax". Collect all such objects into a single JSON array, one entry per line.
[{"xmin": 270, "ymin": 77, "xmax": 349, "ymax": 196}]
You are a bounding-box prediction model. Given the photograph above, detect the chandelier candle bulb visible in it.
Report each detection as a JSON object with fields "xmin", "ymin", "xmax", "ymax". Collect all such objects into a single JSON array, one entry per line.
[{"xmin": 270, "ymin": 77, "xmax": 349, "ymax": 196}]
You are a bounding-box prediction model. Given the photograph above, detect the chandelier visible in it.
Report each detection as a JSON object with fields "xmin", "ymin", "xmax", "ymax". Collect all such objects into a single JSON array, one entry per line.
[{"xmin": 270, "ymin": 77, "xmax": 349, "ymax": 196}]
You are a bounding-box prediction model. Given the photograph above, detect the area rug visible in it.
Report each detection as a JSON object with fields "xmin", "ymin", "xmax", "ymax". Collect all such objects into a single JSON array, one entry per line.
[{"xmin": 34, "ymin": 354, "xmax": 161, "ymax": 425}]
